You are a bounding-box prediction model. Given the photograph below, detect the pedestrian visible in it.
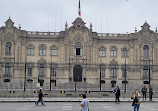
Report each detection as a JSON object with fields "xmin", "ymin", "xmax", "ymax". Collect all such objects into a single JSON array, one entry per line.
[
  {"xmin": 80, "ymin": 94, "xmax": 89, "ymax": 111},
  {"xmin": 35, "ymin": 88, "xmax": 45, "ymax": 106},
  {"xmin": 114, "ymin": 85, "xmax": 120, "ymax": 103},
  {"xmin": 141, "ymin": 85, "xmax": 147, "ymax": 100},
  {"xmin": 133, "ymin": 90, "xmax": 141, "ymax": 111},
  {"xmin": 149, "ymin": 85, "xmax": 153, "ymax": 101}
]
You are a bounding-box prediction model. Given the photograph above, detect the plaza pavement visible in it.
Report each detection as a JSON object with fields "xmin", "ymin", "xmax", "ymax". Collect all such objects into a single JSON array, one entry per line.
[{"xmin": 0, "ymin": 102, "xmax": 158, "ymax": 111}]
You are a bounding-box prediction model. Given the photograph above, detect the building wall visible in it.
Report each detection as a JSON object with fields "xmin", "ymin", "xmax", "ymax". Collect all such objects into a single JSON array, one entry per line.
[{"xmin": 0, "ymin": 18, "xmax": 158, "ymax": 90}]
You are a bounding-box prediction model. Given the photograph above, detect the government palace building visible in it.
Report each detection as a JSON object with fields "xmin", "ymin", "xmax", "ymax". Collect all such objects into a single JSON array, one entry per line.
[{"xmin": 0, "ymin": 17, "xmax": 158, "ymax": 91}]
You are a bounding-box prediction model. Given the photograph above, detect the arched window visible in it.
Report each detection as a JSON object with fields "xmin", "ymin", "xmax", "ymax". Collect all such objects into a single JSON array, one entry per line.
[
  {"xmin": 51, "ymin": 46, "xmax": 57, "ymax": 56},
  {"xmin": 110, "ymin": 47, "xmax": 117, "ymax": 57},
  {"xmin": 122, "ymin": 48, "xmax": 128, "ymax": 58},
  {"xmin": 5, "ymin": 42, "xmax": 11, "ymax": 55},
  {"xmin": 39, "ymin": 45, "xmax": 46, "ymax": 56},
  {"xmin": 74, "ymin": 42, "xmax": 82, "ymax": 56},
  {"xmin": 143, "ymin": 45, "xmax": 149, "ymax": 58},
  {"xmin": 100, "ymin": 47, "xmax": 105, "ymax": 57},
  {"xmin": 28, "ymin": 45, "xmax": 34, "ymax": 56}
]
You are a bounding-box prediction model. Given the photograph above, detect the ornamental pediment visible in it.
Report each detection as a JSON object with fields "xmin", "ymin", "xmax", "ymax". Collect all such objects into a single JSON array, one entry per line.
[
  {"xmin": 72, "ymin": 17, "xmax": 86, "ymax": 28},
  {"xmin": 136, "ymin": 22, "xmax": 156, "ymax": 44},
  {"xmin": 66, "ymin": 17, "xmax": 92, "ymax": 35},
  {"xmin": 138, "ymin": 21, "xmax": 154, "ymax": 34}
]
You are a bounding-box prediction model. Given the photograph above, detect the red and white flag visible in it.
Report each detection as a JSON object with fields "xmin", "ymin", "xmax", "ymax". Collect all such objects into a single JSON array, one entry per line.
[{"xmin": 78, "ymin": 0, "xmax": 81, "ymax": 17}]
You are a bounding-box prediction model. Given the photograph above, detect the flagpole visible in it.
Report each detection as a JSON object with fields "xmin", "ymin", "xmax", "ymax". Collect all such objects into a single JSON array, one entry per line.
[{"xmin": 78, "ymin": 0, "xmax": 81, "ymax": 17}]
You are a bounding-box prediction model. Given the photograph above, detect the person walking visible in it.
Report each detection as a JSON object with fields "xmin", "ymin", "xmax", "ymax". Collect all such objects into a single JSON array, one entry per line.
[
  {"xmin": 114, "ymin": 85, "xmax": 120, "ymax": 103},
  {"xmin": 149, "ymin": 85, "xmax": 153, "ymax": 101},
  {"xmin": 35, "ymin": 88, "xmax": 45, "ymax": 106},
  {"xmin": 141, "ymin": 85, "xmax": 147, "ymax": 100},
  {"xmin": 80, "ymin": 94, "xmax": 89, "ymax": 111},
  {"xmin": 133, "ymin": 90, "xmax": 141, "ymax": 111}
]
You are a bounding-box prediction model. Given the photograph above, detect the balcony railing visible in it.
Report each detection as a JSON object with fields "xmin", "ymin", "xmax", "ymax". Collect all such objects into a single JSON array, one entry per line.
[
  {"xmin": 142, "ymin": 76, "xmax": 149, "ymax": 79},
  {"xmin": 38, "ymin": 74, "xmax": 45, "ymax": 77},
  {"xmin": 3, "ymin": 74, "xmax": 12, "ymax": 77},
  {"xmin": 27, "ymin": 31, "xmax": 59, "ymax": 36},
  {"xmin": 110, "ymin": 75, "xmax": 117, "ymax": 79}
]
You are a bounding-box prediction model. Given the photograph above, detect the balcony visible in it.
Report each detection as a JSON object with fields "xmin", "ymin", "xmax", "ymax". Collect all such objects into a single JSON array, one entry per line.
[
  {"xmin": 110, "ymin": 75, "xmax": 117, "ymax": 79},
  {"xmin": 38, "ymin": 74, "xmax": 45, "ymax": 77},
  {"xmin": 3, "ymin": 74, "xmax": 12, "ymax": 78}
]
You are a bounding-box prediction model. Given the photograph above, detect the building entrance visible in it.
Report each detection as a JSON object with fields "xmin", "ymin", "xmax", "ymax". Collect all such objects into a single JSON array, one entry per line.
[{"xmin": 73, "ymin": 65, "xmax": 82, "ymax": 82}]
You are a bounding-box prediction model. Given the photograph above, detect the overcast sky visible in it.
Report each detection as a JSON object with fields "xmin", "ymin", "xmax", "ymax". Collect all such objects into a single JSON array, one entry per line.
[{"xmin": 0, "ymin": 0, "xmax": 158, "ymax": 33}]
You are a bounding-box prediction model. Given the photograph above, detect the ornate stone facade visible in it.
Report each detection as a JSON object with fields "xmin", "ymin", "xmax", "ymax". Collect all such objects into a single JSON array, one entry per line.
[{"xmin": 0, "ymin": 17, "xmax": 158, "ymax": 90}]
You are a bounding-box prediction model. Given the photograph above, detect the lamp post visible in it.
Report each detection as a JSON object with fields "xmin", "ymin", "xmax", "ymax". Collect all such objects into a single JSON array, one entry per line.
[
  {"xmin": 148, "ymin": 60, "xmax": 151, "ymax": 98},
  {"xmin": 24, "ymin": 62, "xmax": 27, "ymax": 91},
  {"xmin": 75, "ymin": 72, "xmax": 76, "ymax": 91},
  {"xmin": 148, "ymin": 60, "xmax": 151, "ymax": 86},
  {"xmin": 100, "ymin": 64, "xmax": 102, "ymax": 91},
  {"xmin": 50, "ymin": 62, "xmax": 52, "ymax": 91},
  {"xmin": 124, "ymin": 57, "xmax": 127, "ymax": 93}
]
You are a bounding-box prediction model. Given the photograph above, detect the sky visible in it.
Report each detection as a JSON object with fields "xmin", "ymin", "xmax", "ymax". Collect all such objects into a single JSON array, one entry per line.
[{"xmin": 0, "ymin": 0, "xmax": 158, "ymax": 33}]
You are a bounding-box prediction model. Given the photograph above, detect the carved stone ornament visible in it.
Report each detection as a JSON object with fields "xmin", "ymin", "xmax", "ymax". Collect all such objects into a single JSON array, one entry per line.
[
  {"xmin": 72, "ymin": 17, "xmax": 86, "ymax": 28},
  {"xmin": 75, "ymin": 33, "xmax": 83, "ymax": 41},
  {"xmin": 3, "ymin": 32, "xmax": 14, "ymax": 41},
  {"xmin": 137, "ymin": 22, "xmax": 155, "ymax": 45},
  {"xmin": 141, "ymin": 35, "xmax": 152, "ymax": 44}
]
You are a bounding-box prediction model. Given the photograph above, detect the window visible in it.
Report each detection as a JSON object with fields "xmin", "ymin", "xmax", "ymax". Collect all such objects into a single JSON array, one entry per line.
[
  {"xmin": 39, "ymin": 46, "xmax": 46, "ymax": 56},
  {"xmin": 122, "ymin": 48, "xmax": 128, "ymax": 58},
  {"xmin": 51, "ymin": 46, "xmax": 57, "ymax": 56},
  {"xmin": 74, "ymin": 42, "xmax": 82, "ymax": 56},
  {"xmin": 143, "ymin": 66, "xmax": 149, "ymax": 79},
  {"xmin": 5, "ymin": 42, "xmax": 11, "ymax": 55},
  {"xmin": 100, "ymin": 47, "xmax": 105, "ymax": 57},
  {"xmin": 143, "ymin": 45, "xmax": 149, "ymax": 58},
  {"xmin": 39, "ymin": 64, "xmax": 45, "ymax": 77},
  {"xmin": 50, "ymin": 68, "xmax": 56, "ymax": 76},
  {"xmin": 5, "ymin": 63, "xmax": 11, "ymax": 76},
  {"xmin": 110, "ymin": 47, "xmax": 117, "ymax": 57},
  {"xmin": 101, "ymin": 67, "xmax": 105, "ymax": 77},
  {"xmin": 28, "ymin": 68, "xmax": 32, "ymax": 76},
  {"xmin": 28, "ymin": 46, "xmax": 34, "ymax": 56},
  {"xmin": 110, "ymin": 66, "xmax": 117, "ymax": 78},
  {"xmin": 122, "ymin": 68, "xmax": 127, "ymax": 77},
  {"xmin": 111, "ymin": 81, "xmax": 116, "ymax": 88}
]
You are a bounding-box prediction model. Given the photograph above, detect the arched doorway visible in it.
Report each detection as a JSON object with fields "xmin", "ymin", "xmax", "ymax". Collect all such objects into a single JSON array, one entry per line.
[{"xmin": 73, "ymin": 65, "xmax": 82, "ymax": 82}]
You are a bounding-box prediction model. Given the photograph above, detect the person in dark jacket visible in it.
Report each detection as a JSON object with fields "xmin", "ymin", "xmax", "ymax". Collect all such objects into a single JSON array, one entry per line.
[
  {"xmin": 35, "ymin": 88, "xmax": 45, "ymax": 106},
  {"xmin": 149, "ymin": 86, "xmax": 153, "ymax": 101},
  {"xmin": 141, "ymin": 85, "xmax": 147, "ymax": 100},
  {"xmin": 114, "ymin": 85, "xmax": 120, "ymax": 103}
]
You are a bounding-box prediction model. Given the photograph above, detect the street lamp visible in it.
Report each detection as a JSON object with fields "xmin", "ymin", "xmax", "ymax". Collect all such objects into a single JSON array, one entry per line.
[
  {"xmin": 148, "ymin": 60, "xmax": 151, "ymax": 99},
  {"xmin": 75, "ymin": 71, "xmax": 76, "ymax": 91},
  {"xmin": 124, "ymin": 57, "xmax": 127, "ymax": 93},
  {"xmin": 100, "ymin": 64, "xmax": 102, "ymax": 91},
  {"xmin": 148, "ymin": 60, "xmax": 151, "ymax": 86},
  {"xmin": 24, "ymin": 62, "xmax": 27, "ymax": 91},
  {"xmin": 50, "ymin": 61, "xmax": 52, "ymax": 91}
]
